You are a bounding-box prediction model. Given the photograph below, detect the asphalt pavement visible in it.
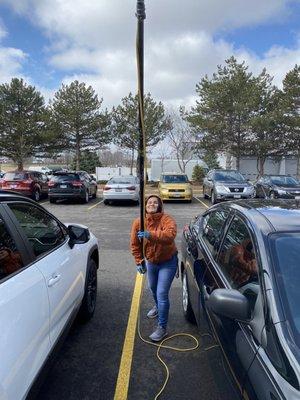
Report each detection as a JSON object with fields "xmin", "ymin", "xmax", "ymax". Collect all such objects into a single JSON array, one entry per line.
[{"xmin": 35, "ymin": 195, "xmax": 240, "ymax": 400}]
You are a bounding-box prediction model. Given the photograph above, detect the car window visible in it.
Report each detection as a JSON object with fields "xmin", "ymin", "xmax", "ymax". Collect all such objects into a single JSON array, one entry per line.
[
  {"xmin": 161, "ymin": 175, "xmax": 188, "ymax": 183},
  {"xmin": 8, "ymin": 203, "xmax": 66, "ymax": 257},
  {"xmin": 201, "ymin": 210, "xmax": 229, "ymax": 257},
  {"xmin": 218, "ymin": 216, "xmax": 258, "ymax": 288},
  {"xmin": 0, "ymin": 215, "xmax": 24, "ymax": 280},
  {"xmin": 52, "ymin": 174, "xmax": 80, "ymax": 181},
  {"xmin": 4, "ymin": 172, "xmax": 28, "ymax": 180}
]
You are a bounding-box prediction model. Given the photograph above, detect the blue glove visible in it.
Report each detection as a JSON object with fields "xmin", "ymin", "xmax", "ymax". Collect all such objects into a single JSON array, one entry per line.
[
  {"xmin": 137, "ymin": 263, "xmax": 147, "ymax": 274},
  {"xmin": 137, "ymin": 230, "xmax": 151, "ymax": 240}
]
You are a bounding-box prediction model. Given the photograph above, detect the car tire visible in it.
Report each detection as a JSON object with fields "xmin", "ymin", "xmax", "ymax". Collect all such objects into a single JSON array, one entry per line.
[
  {"xmin": 182, "ymin": 269, "xmax": 196, "ymax": 324},
  {"xmin": 92, "ymin": 189, "xmax": 97, "ymax": 199},
  {"xmin": 82, "ymin": 190, "xmax": 89, "ymax": 203},
  {"xmin": 203, "ymin": 187, "xmax": 208, "ymax": 199},
  {"xmin": 49, "ymin": 197, "xmax": 56, "ymax": 204},
  {"xmin": 79, "ymin": 259, "xmax": 98, "ymax": 322},
  {"xmin": 32, "ymin": 189, "xmax": 40, "ymax": 202},
  {"xmin": 211, "ymin": 190, "xmax": 217, "ymax": 205},
  {"xmin": 103, "ymin": 199, "xmax": 109, "ymax": 205}
]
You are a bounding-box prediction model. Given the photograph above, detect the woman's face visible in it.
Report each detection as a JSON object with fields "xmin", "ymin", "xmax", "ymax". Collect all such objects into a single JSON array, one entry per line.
[{"xmin": 146, "ymin": 197, "xmax": 160, "ymax": 214}]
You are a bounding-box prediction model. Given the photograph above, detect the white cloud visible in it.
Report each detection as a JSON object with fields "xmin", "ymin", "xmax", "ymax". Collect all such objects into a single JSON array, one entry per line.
[
  {"xmin": 0, "ymin": 47, "xmax": 27, "ymax": 83},
  {"xmin": 0, "ymin": 0, "xmax": 299, "ymax": 108}
]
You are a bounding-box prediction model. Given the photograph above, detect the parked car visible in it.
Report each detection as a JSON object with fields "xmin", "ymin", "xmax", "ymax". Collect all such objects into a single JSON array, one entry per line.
[
  {"xmin": 28, "ymin": 165, "xmax": 52, "ymax": 175},
  {"xmin": 0, "ymin": 170, "xmax": 49, "ymax": 201},
  {"xmin": 103, "ymin": 175, "xmax": 140, "ymax": 205},
  {"xmin": 158, "ymin": 173, "xmax": 193, "ymax": 202},
  {"xmin": 48, "ymin": 171, "xmax": 97, "ymax": 203},
  {"xmin": 203, "ymin": 169, "xmax": 255, "ymax": 204},
  {"xmin": 0, "ymin": 190, "xmax": 99, "ymax": 400},
  {"xmin": 181, "ymin": 199, "xmax": 300, "ymax": 400},
  {"xmin": 254, "ymin": 174, "xmax": 300, "ymax": 199}
]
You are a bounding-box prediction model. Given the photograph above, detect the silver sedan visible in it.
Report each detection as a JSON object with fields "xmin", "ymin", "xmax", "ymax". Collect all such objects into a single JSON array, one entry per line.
[{"xmin": 103, "ymin": 176, "xmax": 140, "ymax": 205}]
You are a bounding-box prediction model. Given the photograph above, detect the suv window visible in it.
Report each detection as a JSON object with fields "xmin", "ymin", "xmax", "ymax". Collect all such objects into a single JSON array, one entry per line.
[
  {"xmin": 0, "ymin": 215, "xmax": 23, "ymax": 280},
  {"xmin": 8, "ymin": 203, "xmax": 66, "ymax": 257},
  {"xmin": 218, "ymin": 216, "xmax": 258, "ymax": 288},
  {"xmin": 4, "ymin": 172, "xmax": 28, "ymax": 180},
  {"xmin": 201, "ymin": 210, "xmax": 229, "ymax": 257},
  {"xmin": 52, "ymin": 174, "xmax": 80, "ymax": 182}
]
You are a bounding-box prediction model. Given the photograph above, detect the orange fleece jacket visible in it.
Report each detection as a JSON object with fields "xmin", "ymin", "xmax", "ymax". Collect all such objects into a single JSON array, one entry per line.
[{"xmin": 130, "ymin": 212, "xmax": 177, "ymax": 265}]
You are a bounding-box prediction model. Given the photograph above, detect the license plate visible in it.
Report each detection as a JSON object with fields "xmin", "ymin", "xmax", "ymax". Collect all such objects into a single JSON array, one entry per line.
[
  {"xmin": 172, "ymin": 193, "xmax": 181, "ymax": 197},
  {"xmin": 11, "ymin": 184, "xmax": 18, "ymax": 189},
  {"xmin": 234, "ymin": 194, "xmax": 241, "ymax": 199},
  {"xmin": 60, "ymin": 184, "xmax": 67, "ymax": 189},
  {"xmin": 115, "ymin": 188, "xmax": 122, "ymax": 192}
]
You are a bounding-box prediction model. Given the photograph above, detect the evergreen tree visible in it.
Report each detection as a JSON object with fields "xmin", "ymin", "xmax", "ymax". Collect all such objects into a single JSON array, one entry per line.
[
  {"xmin": 112, "ymin": 92, "xmax": 171, "ymax": 169},
  {"xmin": 50, "ymin": 80, "xmax": 111, "ymax": 169},
  {"xmin": 281, "ymin": 65, "xmax": 300, "ymax": 177},
  {"xmin": 0, "ymin": 78, "xmax": 49, "ymax": 170},
  {"xmin": 71, "ymin": 150, "xmax": 101, "ymax": 173},
  {"xmin": 188, "ymin": 57, "xmax": 261, "ymax": 170}
]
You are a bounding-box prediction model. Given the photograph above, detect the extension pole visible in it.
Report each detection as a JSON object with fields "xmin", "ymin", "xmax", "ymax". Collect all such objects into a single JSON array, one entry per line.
[{"xmin": 136, "ymin": 0, "xmax": 146, "ymax": 261}]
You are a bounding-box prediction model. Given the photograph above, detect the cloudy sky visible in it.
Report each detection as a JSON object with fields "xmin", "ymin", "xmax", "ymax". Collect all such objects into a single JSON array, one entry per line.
[{"xmin": 0, "ymin": 0, "xmax": 299, "ymax": 110}]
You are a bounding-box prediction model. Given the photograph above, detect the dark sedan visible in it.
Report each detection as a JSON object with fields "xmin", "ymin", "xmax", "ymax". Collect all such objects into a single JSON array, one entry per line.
[
  {"xmin": 48, "ymin": 171, "xmax": 97, "ymax": 203},
  {"xmin": 181, "ymin": 199, "xmax": 300, "ymax": 400},
  {"xmin": 255, "ymin": 175, "xmax": 300, "ymax": 199}
]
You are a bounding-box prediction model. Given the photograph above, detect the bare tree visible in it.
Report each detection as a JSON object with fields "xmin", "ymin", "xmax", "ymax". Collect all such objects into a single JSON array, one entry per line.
[{"xmin": 167, "ymin": 111, "xmax": 196, "ymax": 173}]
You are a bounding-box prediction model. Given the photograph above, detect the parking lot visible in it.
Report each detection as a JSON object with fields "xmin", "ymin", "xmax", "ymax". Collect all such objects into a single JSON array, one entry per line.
[{"xmin": 35, "ymin": 193, "xmax": 239, "ymax": 400}]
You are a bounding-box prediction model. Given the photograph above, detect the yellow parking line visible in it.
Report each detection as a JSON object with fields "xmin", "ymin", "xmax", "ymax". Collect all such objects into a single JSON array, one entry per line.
[
  {"xmin": 40, "ymin": 201, "xmax": 49, "ymax": 205},
  {"xmin": 193, "ymin": 196, "xmax": 209, "ymax": 209},
  {"xmin": 87, "ymin": 200, "xmax": 103, "ymax": 210},
  {"xmin": 114, "ymin": 274, "xmax": 144, "ymax": 400}
]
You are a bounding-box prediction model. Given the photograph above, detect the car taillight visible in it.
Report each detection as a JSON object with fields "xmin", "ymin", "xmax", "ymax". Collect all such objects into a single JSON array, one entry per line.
[
  {"xmin": 126, "ymin": 186, "xmax": 136, "ymax": 191},
  {"xmin": 48, "ymin": 180, "xmax": 55, "ymax": 187},
  {"xmin": 103, "ymin": 186, "xmax": 111, "ymax": 191},
  {"xmin": 71, "ymin": 181, "xmax": 82, "ymax": 187},
  {"xmin": 20, "ymin": 179, "xmax": 32, "ymax": 187}
]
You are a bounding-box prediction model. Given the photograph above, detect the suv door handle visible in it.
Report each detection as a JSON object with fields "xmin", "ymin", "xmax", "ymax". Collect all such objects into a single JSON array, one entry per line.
[{"xmin": 48, "ymin": 274, "xmax": 61, "ymax": 287}]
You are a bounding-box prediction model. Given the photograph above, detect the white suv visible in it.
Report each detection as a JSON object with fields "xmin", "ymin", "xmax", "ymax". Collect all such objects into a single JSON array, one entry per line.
[{"xmin": 0, "ymin": 191, "xmax": 99, "ymax": 400}]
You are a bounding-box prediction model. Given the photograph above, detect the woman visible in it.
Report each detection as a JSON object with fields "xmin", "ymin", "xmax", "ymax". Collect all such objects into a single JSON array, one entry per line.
[{"xmin": 130, "ymin": 195, "xmax": 178, "ymax": 342}]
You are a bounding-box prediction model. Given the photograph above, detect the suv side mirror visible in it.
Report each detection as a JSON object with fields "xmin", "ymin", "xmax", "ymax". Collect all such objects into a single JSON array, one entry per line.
[{"xmin": 68, "ymin": 225, "xmax": 90, "ymax": 248}]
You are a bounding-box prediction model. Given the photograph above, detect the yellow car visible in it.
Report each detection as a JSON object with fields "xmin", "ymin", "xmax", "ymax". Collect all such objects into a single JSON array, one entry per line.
[{"xmin": 158, "ymin": 173, "xmax": 193, "ymax": 202}]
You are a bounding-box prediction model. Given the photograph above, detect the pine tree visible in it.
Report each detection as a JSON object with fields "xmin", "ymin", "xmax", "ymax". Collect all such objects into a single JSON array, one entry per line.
[{"xmin": 0, "ymin": 78, "xmax": 48, "ymax": 170}]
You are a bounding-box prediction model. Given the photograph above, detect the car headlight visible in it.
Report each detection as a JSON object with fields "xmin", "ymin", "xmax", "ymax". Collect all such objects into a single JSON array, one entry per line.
[{"xmin": 215, "ymin": 184, "xmax": 229, "ymax": 192}]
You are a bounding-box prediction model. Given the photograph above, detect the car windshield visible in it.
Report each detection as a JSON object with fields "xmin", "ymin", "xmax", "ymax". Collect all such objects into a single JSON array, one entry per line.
[
  {"xmin": 162, "ymin": 175, "xmax": 188, "ymax": 183},
  {"xmin": 213, "ymin": 171, "xmax": 245, "ymax": 182},
  {"xmin": 270, "ymin": 176, "xmax": 299, "ymax": 187},
  {"xmin": 4, "ymin": 172, "xmax": 28, "ymax": 180},
  {"xmin": 109, "ymin": 177, "xmax": 136, "ymax": 185},
  {"xmin": 52, "ymin": 174, "xmax": 80, "ymax": 181},
  {"xmin": 270, "ymin": 233, "xmax": 300, "ymax": 348}
]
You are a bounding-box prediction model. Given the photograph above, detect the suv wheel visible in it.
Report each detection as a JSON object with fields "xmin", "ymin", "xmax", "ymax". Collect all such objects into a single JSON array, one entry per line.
[
  {"xmin": 49, "ymin": 197, "xmax": 56, "ymax": 204},
  {"xmin": 182, "ymin": 269, "xmax": 196, "ymax": 323},
  {"xmin": 203, "ymin": 187, "xmax": 208, "ymax": 199},
  {"xmin": 211, "ymin": 190, "xmax": 217, "ymax": 204},
  {"xmin": 79, "ymin": 259, "xmax": 97, "ymax": 322},
  {"xmin": 83, "ymin": 190, "xmax": 89, "ymax": 203},
  {"xmin": 33, "ymin": 189, "xmax": 40, "ymax": 202}
]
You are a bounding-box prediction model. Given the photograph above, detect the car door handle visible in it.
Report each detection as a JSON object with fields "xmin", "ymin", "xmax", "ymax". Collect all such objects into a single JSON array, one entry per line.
[{"xmin": 48, "ymin": 274, "xmax": 61, "ymax": 287}]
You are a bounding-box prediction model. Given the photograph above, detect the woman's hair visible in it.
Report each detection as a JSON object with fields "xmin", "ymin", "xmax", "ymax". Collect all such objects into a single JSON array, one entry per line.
[{"xmin": 145, "ymin": 195, "xmax": 163, "ymax": 213}]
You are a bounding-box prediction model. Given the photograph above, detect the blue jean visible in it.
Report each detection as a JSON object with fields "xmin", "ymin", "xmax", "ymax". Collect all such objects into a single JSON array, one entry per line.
[{"xmin": 146, "ymin": 254, "xmax": 178, "ymax": 329}]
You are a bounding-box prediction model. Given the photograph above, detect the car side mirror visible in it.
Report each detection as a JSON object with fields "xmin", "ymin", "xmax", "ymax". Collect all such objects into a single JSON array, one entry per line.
[
  {"xmin": 208, "ymin": 288, "xmax": 250, "ymax": 322},
  {"xmin": 68, "ymin": 225, "xmax": 90, "ymax": 248}
]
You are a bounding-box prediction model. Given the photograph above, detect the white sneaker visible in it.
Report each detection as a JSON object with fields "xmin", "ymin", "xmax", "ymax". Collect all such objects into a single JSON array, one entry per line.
[
  {"xmin": 149, "ymin": 325, "xmax": 167, "ymax": 342},
  {"xmin": 147, "ymin": 305, "xmax": 158, "ymax": 319}
]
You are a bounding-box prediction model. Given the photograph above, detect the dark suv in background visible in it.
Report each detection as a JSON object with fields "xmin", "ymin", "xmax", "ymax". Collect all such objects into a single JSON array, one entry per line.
[
  {"xmin": 0, "ymin": 170, "xmax": 48, "ymax": 201},
  {"xmin": 203, "ymin": 169, "xmax": 255, "ymax": 204},
  {"xmin": 48, "ymin": 171, "xmax": 97, "ymax": 203}
]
